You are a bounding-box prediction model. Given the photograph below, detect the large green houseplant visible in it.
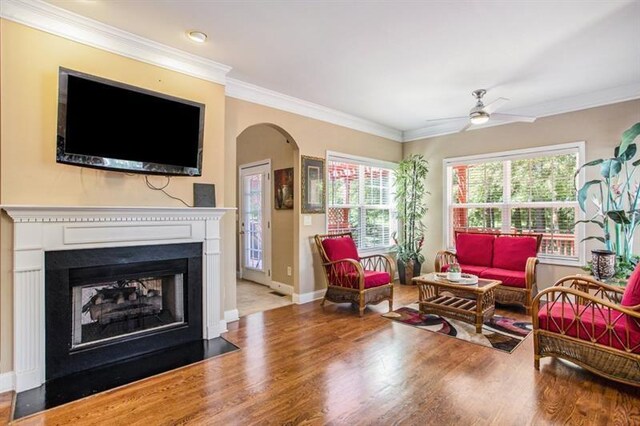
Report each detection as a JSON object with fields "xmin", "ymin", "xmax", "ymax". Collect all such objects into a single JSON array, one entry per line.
[
  {"xmin": 392, "ymin": 154, "xmax": 430, "ymax": 284},
  {"xmin": 576, "ymin": 122, "xmax": 640, "ymax": 279}
]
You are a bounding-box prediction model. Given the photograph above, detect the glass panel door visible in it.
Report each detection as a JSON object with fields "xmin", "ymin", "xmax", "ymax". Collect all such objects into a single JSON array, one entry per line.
[{"xmin": 239, "ymin": 161, "xmax": 271, "ymax": 285}]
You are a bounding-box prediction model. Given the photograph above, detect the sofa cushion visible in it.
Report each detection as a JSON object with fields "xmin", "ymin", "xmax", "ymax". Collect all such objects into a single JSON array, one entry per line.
[
  {"xmin": 621, "ymin": 263, "xmax": 640, "ymax": 308},
  {"xmin": 621, "ymin": 263, "xmax": 640, "ymax": 333},
  {"xmin": 442, "ymin": 264, "xmax": 489, "ymax": 277},
  {"xmin": 492, "ymin": 236, "xmax": 537, "ymax": 271},
  {"xmin": 480, "ymin": 268, "xmax": 526, "ymax": 288},
  {"xmin": 341, "ymin": 270, "xmax": 390, "ymax": 289},
  {"xmin": 322, "ymin": 236, "xmax": 360, "ymax": 262},
  {"xmin": 538, "ymin": 302, "xmax": 640, "ymax": 354},
  {"xmin": 455, "ymin": 233, "xmax": 495, "ymax": 267}
]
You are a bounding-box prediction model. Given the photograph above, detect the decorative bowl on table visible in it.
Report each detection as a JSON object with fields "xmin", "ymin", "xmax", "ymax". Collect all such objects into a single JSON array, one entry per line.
[{"xmin": 435, "ymin": 272, "xmax": 479, "ymax": 285}]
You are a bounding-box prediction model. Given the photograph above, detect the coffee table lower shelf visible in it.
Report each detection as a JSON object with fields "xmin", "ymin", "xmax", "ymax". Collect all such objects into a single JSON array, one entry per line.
[{"xmin": 419, "ymin": 295, "xmax": 495, "ymax": 333}]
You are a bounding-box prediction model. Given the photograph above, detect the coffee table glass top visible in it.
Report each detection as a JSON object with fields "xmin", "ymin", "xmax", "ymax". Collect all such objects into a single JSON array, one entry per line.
[{"xmin": 413, "ymin": 272, "xmax": 501, "ymax": 290}]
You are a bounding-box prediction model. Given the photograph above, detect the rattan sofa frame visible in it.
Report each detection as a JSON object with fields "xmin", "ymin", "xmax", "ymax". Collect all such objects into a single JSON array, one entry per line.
[{"xmin": 435, "ymin": 231, "xmax": 542, "ymax": 314}]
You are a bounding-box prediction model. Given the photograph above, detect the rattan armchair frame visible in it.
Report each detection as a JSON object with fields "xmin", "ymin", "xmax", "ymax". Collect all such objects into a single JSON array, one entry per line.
[
  {"xmin": 314, "ymin": 232, "xmax": 395, "ymax": 317},
  {"xmin": 434, "ymin": 231, "xmax": 542, "ymax": 314},
  {"xmin": 532, "ymin": 275, "xmax": 640, "ymax": 387}
]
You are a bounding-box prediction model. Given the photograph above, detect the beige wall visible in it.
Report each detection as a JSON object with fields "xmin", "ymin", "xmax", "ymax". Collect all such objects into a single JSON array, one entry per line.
[
  {"xmin": 403, "ymin": 100, "xmax": 640, "ymax": 289},
  {"xmin": 0, "ymin": 20, "xmax": 227, "ymax": 373},
  {"xmin": 237, "ymin": 124, "xmax": 296, "ymax": 286},
  {"xmin": 224, "ymin": 97, "xmax": 403, "ymax": 310}
]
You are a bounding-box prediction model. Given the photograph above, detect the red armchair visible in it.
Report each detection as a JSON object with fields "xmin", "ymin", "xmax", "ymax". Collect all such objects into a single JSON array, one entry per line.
[
  {"xmin": 532, "ymin": 267, "xmax": 640, "ymax": 387},
  {"xmin": 314, "ymin": 232, "xmax": 394, "ymax": 317},
  {"xmin": 435, "ymin": 231, "xmax": 541, "ymax": 313}
]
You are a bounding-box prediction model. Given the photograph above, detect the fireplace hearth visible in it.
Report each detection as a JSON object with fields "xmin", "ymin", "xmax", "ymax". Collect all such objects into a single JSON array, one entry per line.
[{"xmin": 46, "ymin": 243, "xmax": 202, "ymax": 381}]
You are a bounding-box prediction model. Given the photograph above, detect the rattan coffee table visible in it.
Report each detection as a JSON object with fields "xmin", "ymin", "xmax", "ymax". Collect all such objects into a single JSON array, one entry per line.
[{"xmin": 412, "ymin": 273, "xmax": 501, "ymax": 333}]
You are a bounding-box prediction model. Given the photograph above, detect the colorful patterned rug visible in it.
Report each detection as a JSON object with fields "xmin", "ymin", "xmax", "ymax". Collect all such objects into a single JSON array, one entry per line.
[{"xmin": 382, "ymin": 303, "xmax": 532, "ymax": 353}]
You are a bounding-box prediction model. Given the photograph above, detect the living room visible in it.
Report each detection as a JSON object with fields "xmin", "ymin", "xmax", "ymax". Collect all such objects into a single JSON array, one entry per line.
[{"xmin": 0, "ymin": 0, "xmax": 639, "ymax": 424}]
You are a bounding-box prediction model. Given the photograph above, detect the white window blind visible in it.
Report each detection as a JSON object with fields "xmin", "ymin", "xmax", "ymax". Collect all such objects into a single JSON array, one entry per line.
[
  {"xmin": 327, "ymin": 153, "xmax": 396, "ymax": 251},
  {"xmin": 445, "ymin": 143, "xmax": 585, "ymax": 266}
]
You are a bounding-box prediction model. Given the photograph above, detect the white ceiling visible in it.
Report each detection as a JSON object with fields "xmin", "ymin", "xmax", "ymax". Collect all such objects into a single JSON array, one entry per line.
[{"xmin": 41, "ymin": 0, "xmax": 640, "ymax": 136}]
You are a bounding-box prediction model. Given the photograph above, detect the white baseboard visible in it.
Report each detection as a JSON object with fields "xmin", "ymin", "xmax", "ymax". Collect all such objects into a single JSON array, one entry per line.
[
  {"xmin": 0, "ymin": 371, "xmax": 15, "ymax": 393},
  {"xmin": 224, "ymin": 309, "xmax": 240, "ymax": 323},
  {"xmin": 270, "ymin": 281, "xmax": 293, "ymax": 296},
  {"xmin": 293, "ymin": 289, "xmax": 325, "ymax": 305}
]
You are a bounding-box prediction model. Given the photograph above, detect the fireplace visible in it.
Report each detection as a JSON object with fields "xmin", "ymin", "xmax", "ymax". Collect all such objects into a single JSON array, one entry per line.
[
  {"xmin": 3, "ymin": 205, "xmax": 230, "ymax": 392},
  {"xmin": 46, "ymin": 243, "xmax": 202, "ymax": 380}
]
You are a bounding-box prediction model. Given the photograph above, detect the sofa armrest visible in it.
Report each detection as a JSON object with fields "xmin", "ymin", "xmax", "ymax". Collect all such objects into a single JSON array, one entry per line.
[
  {"xmin": 360, "ymin": 254, "xmax": 395, "ymax": 279},
  {"xmin": 551, "ymin": 275, "xmax": 626, "ymax": 304},
  {"xmin": 525, "ymin": 257, "xmax": 539, "ymax": 292},
  {"xmin": 322, "ymin": 258, "xmax": 365, "ymax": 290},
  {"xmin": 434, "ymin": 250, "xmax": 457, "ymax": 272}
]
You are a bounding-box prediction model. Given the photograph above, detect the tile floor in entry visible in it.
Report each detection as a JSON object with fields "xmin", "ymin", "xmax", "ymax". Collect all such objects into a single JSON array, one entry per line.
[{"xmin": 236, "ymin": 279, "xmax": 293, "ymax": 317}]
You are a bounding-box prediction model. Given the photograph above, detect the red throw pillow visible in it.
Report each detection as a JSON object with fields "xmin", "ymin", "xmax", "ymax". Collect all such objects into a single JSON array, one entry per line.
[
  {"xmin": 321, "ymin": 236, "xmax": 360, "ymax": 262},
  {"xmin": 492, "ymin": 236, "xmax": 537, "ymax": 271},
  {"xmin": 455, "ymin": 233, "xmax": 495, "ymax": 267},
  {"xmin": 621, "ymin": 263, "xmax": 640, "ymax": 307}
]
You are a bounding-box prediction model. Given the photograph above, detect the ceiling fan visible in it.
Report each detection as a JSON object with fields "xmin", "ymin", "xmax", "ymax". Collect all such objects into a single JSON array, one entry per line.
[{"xmin": 426, "ymin": 89, "xmax": 536, "ymax": 132}]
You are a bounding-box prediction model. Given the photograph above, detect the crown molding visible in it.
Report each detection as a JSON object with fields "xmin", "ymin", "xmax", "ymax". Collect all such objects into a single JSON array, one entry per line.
[
  {"xmin": 402, "ymin": 83, "xmax": 640, "ymax": 142},
  {"xmin": 0, "ymin": 0, "xmax": 232, "ymax": 84},
  {"xmin": 225, "ymin": 78, "xmax": 403, "ymax": 141}
]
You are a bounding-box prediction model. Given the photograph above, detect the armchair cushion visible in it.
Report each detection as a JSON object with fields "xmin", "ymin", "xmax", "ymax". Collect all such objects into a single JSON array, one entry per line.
[
  {"xmin": 538, "ymin": 303, "xmax": 640, "ymax": 354},
  {"xmin": 442, "ymin": 264, "xmax": 489, "ymax": 277},
  {"xmin": 621, "ymin": 263, "xmax": 640, "ymax": 308},
  {"xmin": 344, "ymin": 270, "xmax": 391, "ymax": 289},
  {"xmin": 492, "ymin": 236, "xmax": 537, "ymax": 271},
  {"xmin": 455, "ymin": 233, "xmax": 495, "ymax": 267},
  {"xmin": 322, "ymin": 236, "xmax": 360, "ymax": 262},
  {"xmin": 480, "ymin": 268, "xmax": 526, "ymax": 288}
]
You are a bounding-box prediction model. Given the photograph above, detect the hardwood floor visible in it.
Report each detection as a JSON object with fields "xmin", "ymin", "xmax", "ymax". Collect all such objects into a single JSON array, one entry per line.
[{"xmin": 2, "ymin": 283, "xmax": 639, "ymax": 425}]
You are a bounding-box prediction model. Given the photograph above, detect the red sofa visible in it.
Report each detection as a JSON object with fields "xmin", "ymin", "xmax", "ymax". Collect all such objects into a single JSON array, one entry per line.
[
  {"xmin": 435, "ymin": 231, "xmax": 541, "ymax": 313},
  {"xmin": 532, "ymin": 266, "xmax": 640, "ymax": 386}
]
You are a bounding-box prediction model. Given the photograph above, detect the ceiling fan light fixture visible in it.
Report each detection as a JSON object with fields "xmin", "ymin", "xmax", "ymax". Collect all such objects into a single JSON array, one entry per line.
[{"xmin": 470, "ymin": 111, "xmax": 490, "ymax": 125}]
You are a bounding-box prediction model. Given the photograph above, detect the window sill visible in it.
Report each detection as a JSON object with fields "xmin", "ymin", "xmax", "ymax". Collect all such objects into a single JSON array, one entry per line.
[
  {"xmin": 537, "ymin": 257, "xmax": 584, "ymax": 268},
  {"xmin": 358, "ymin": 247, "xmax": 394, "ymax": 257}
]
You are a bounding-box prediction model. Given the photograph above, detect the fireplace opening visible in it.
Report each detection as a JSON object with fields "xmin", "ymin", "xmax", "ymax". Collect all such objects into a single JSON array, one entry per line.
[
  {"xmin": 72, "ymin": 267, "xmax": 186, "ymax": 350},
  {"xmin": 46, "ymin": 243, "xmax": 202, "ymax": 381}
]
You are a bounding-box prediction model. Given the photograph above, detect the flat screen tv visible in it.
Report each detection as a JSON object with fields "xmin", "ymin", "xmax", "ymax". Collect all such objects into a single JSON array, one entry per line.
[{"xmin": 57, "ymin": 68, "xmax": 205, "ymax": 176}]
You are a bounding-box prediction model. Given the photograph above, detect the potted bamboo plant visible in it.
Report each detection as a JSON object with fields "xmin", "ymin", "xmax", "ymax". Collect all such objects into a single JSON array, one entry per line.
[
  {"xmin": 392, "ymin": 154, "xmax": 430, "ymax": 284},
  {"xmin": 576, "ymin": 122, "xmax": 640, "ymax": 280}
]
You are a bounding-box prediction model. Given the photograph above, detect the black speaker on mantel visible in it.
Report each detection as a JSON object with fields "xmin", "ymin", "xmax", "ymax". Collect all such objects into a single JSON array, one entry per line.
[{"xmin": 193, "ymin": 183, "xmax": 216, "ymax": 207}]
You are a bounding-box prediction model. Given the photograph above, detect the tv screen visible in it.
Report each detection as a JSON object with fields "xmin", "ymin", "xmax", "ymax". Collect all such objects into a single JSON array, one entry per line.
[{"xmin": 57, "ymin": 68, "xmax": 204, "ymax": 176}]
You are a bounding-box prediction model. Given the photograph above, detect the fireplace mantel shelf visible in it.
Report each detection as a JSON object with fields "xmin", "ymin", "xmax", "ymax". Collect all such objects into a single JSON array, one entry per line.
[
  {"xmin": 3, "ymin": 204, "xmax": 232, "ymax": 392},
  {"xmin": 1, "ymin": 205, "xmax": 235, "ymax": 223}
]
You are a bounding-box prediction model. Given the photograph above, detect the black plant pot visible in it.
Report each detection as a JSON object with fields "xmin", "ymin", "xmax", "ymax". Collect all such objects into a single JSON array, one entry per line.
[
  {"xmin": 591, "ymin": 249, "xmax": 616, "ymax": 280},
  {"xmin": 397, "ymin": 259, "xmax": 422, "ymax": 285}
]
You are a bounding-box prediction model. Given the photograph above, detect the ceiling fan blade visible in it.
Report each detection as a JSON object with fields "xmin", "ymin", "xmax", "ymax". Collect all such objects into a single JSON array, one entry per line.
[
  {"xmin": 459, "ymin": 122, "xmax": 473, "ymax": 132},
  {"xmin": 483, "ymin": 97, "xmax": 510, "ymax": 114},
  {"xmin": 425, "ymin": 116, "xmax": 468, "ymax": 123},
  {"xmin": 490, "ymin": 112, "xmax": 537, "ymax": 123}
]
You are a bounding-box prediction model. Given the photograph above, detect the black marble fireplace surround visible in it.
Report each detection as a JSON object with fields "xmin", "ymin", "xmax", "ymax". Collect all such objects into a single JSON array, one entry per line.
[{"xmin": 45, "ymin": 243, "xmax": 203, "ymax": 381}]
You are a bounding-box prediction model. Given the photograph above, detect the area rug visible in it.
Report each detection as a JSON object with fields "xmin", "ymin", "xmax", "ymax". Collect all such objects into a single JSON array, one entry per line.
[{"xmin": 383, "ymin": 303, "xmax": 532, "ymax": 353}]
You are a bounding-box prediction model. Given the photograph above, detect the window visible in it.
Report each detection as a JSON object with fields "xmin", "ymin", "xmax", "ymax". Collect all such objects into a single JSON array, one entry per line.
[
  {"xmin": 327, "ymin": 152, "xmax": 397, "ymax": 251},
  {"xmin": 444, "ymin": 142, "xmax": 585, "ymax": 265}
]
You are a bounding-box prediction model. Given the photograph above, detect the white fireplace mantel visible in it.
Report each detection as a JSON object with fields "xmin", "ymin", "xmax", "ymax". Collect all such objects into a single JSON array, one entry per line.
[{"xmin": 1, "ymin": 205, "xmax": 233, "ymax": 392}]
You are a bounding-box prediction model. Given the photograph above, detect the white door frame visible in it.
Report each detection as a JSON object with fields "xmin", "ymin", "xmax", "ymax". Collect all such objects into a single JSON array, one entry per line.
[{"xmin": 238, "ymin": 159, "xmax": 272, "ymax": 285}]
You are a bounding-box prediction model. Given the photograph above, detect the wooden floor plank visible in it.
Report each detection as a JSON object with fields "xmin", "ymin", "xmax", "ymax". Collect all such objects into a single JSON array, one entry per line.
[{"xmin": 1, "ymin": 283, "xmax": 639, "ymax": 425}]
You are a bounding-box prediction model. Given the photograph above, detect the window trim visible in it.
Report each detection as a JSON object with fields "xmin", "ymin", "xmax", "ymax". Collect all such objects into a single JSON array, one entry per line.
[
  {"xmin": 443, "ymin": 142, "xmax": 586, "ymax": 267},
  {"xmin": 326, "ymin": 151, "xmax": 398, "ymax": 254}
]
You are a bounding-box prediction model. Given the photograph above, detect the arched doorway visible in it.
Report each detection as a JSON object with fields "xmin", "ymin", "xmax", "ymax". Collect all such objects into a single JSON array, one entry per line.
[{"xmin": 235, "ymin": 123, "xmax": 300, "ymax": 317}]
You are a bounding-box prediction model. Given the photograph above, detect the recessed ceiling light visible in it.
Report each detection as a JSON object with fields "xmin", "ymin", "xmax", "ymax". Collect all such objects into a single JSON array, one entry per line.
[{"xmin": 187, "ymin": 31, "xmax": 207, "ymax": 43}]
